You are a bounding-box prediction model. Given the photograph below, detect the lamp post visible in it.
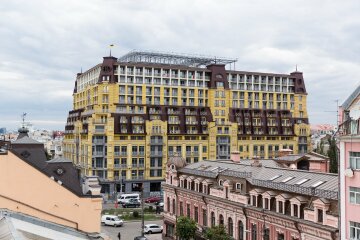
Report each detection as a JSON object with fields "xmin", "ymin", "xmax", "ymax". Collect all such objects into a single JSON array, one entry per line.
[{"xmin": 141, "ymin": 185, "xmax": 145, "ymax": 237}]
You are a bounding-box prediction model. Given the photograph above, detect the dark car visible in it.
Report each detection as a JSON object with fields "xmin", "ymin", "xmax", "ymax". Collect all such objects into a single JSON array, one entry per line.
[
  {"xmin": 122, "ymin": 198, "xmax": 140, "ymax": 208},
  {"xmin": 144, "ymin": 196, "xmax": 161, "ymax": 203}
]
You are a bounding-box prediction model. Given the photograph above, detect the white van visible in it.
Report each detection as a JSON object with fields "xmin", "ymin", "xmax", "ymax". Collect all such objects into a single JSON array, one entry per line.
[
  {"xmin": 117, "ymin": 193, "xmax": 140, "ymax": 204},
  {"xmin": 101, "ymin": 215, "xmax": 123, "ymax": 227}
]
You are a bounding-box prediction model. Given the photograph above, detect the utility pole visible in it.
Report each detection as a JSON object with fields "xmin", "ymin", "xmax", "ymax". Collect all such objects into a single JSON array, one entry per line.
[{"xmin": 141, "ymin": 185, "xmax": 145, "ymax": 237}]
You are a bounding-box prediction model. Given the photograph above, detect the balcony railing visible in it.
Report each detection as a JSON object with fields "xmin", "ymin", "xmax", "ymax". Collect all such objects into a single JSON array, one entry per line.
[{"xmin": 114, "ymin": 152, "xmax": 127, "ymax": 156}]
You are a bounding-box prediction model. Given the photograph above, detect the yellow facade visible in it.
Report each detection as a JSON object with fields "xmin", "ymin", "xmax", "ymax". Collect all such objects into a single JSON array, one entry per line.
[{"xmin": 63, "ymin": 56, "xmax": 310, "ymax": 193}]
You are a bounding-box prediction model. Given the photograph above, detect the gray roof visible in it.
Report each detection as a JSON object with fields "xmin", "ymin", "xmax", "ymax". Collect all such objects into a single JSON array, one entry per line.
[
  {"xmin": 342, "ymin": 84, "xmax": 360, "ymax": 109},
  {"xmin": 276, "ymin": 154, "xmax": 307, "ymax": 162},
  {"xmin": 179, "ymin": 159, "xmax": 338, "ymax": 200},
  {"xmin": 12, "ymin": 135, "xmax": 42, "ymax": 145},
  {"xmin": 47, "ymin": 156, "xmax": 72, "ymax": 163}
]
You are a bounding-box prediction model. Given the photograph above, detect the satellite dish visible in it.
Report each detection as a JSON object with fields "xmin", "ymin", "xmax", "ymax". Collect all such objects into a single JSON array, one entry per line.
[{"xmin": 345, "ymin": 168, "xmax": 354, "ymax": 177}]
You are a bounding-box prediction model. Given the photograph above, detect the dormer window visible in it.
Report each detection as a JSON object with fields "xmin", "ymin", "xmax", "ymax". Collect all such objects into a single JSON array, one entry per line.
[
  {"xmin": 236, "ymin": 183, "xmax": 242, "ymax": 191},
  {"xmin": 219, "ymin": 180, "xmax": 223, "ymax": 186}
]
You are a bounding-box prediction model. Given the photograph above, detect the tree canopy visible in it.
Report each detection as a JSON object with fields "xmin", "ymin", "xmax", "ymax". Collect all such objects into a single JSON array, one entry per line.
[
  {"xmin": 204, "ymin": 224, "xmax": 232, "ymax": 240},
  {"xmin": 176, "ymin": 216, "xmax": 197, "ymax": 240}
]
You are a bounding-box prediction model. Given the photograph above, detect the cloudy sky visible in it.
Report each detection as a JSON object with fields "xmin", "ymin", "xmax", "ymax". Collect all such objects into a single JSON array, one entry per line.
[{"xmin": 0, "ymin": 0, "xmax": 359, "ymax": 130}]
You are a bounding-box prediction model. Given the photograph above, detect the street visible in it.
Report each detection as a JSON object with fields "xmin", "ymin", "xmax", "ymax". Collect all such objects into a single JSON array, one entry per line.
[{"xmin": 101, "ymin": 220, "xmax": 163, "ymax": 240}]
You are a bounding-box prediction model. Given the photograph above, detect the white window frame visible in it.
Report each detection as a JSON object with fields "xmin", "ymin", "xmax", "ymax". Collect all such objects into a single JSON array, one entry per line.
[
  {"xmin": 350, "ymin": 187, "xmax": 360, "ymax": 205},
  {"xmin": 350, "ymin": 221, "xmax": 360, "ymax": 239},
  {"xmin": 350, "ymin": 152, "xmax": 360, "ymax": 169}
]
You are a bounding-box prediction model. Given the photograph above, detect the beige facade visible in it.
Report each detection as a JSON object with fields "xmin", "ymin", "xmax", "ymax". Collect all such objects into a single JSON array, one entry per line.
[{"xmin": 0, "ymin": 149, "xmax": 102, "ymax": 234}]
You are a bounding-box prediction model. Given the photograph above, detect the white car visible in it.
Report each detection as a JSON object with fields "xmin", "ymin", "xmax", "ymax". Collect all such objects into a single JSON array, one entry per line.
[
  {"xmin": 101, "ymin": 215, "xmax": 123, "ymax": 227},
  {"xmin": 144, "ymin": 224, "xmax": 163, "ymax": 234},
  {"xmin": 117, "ymin": 193, "xmax": 140, "ymax": 204}
]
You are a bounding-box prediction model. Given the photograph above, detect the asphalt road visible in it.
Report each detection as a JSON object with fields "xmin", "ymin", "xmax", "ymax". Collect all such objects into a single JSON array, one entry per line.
[{"xmin": 101, "ymin": 220, "xmax": 163, "ymax": 240}]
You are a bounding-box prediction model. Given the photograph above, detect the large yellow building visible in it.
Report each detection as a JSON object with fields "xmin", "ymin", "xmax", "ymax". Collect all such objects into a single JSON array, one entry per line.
[{"xmin": 63, "ymin": 51, "xmax": 310, "ymax": 195}]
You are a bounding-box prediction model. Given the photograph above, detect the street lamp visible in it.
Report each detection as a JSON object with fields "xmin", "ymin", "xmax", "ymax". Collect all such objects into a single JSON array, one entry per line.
[{"xmin": 141, "ymin": 185, "xmax": 145, "ymax": 237}]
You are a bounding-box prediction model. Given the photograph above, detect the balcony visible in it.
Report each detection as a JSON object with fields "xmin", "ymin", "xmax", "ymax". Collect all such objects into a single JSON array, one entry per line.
[
  {"xmin": 168, "ymin": 120, "xmax": 180, "ymax": 124},
  {"xmin": 114, "ymin": 164, "xmax": 127, "ymax": 169},
  {"xmin": 132, "ymin": 119, "xmax": 144, "ymax": 124},
  {"xmin": 114, "ymin": 152, "xmax": 127, "ymax": 157},
  {"xmin": 186, "ymin": 130, "xmax": 198, "ymax": 134},
  {"xmin": 92, "ymin": 151, "xmax": 104, "ymax": 156},
  {"xmin": 186, "ymin": 121, "xmax": 198, "ymax": 125},
  {"xmin": 150, "ymin": 139, "xmax": 163, "ymax": 144},
  {"xmin": 150, "ymin": 151, "xmax": 163, "ymax": 156},
  {"xmin": 92, "ymin": 139, "xmax": 105, "ymax": 144},
  {"xmin": 132, "ymin": 175, "xmax": 144, "ymax": 180}
]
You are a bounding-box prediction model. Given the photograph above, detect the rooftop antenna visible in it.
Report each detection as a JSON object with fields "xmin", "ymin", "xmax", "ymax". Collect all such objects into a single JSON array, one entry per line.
[
  {"xmin": 80, "ymin": 67, "xmax": 83, "ymax": 74},
  {"xmin": 109, "ymin": 44, "xmax": 114, "ymax": 56},
  {"xmin": 296, "ymin": 64, "xmax": 298, "ymax": 72}
]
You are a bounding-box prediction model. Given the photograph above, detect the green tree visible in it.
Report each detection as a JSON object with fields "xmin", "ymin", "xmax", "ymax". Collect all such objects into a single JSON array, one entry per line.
[
  {"xmin": 176, "ymin": 216, "xmax": 197, "ymax": 240},
  {"xmin": 204, "ymin": 225, "xmax": 232, "ymax": 240},
  {"xmin": 327, "ymin": 137, "xmax": 338, "ymax": 173}
]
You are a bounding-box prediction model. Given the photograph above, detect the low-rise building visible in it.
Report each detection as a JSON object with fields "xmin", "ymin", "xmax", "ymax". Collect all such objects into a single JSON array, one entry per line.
[
  {"xmin": 163, "ymin": 154, "xmax": 339, "ymax": 240},
  {"xmin": 339, "ymin": 86, "xmax": 360, "ymax": 240},
  {"xmin": 0, "ymin": 127, "xmax": 103, "ymax": 237}
]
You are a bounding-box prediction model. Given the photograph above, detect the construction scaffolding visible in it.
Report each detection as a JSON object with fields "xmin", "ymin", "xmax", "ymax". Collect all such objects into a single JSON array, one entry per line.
[{"xmin": 118, "ymin": 50, "xmax": 237, "ymax": 68}]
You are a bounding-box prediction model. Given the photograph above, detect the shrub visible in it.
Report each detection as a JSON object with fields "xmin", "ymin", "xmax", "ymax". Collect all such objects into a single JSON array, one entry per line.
[{"xmin": 133, "ymin": 211, "xmax": 139, "ymax": 218}]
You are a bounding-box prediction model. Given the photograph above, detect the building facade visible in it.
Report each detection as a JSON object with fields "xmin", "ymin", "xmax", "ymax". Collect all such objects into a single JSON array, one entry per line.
[
  {"xmin": 339, "ymin": 86, "xmax": 360, "ymax": 240},
  {"xmin": 163, "ymin": 155, "xmax": 339, "ymax": 240},
  {"xmin": 63, "ymin": 51, "xmax": 310, "ymax": 195},
  {"xmin": 0, "ymin": 128, "xmax": 103, "ymax": 235}
]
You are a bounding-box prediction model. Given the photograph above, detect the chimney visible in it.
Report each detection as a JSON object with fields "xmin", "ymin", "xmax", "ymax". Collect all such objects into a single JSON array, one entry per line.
[
  {"xmin": 231, "ymin": 151, "xmax": 241, "ymax": 163},
  {"xmin": 278, "ymin": 148, "xmax": 293, "ymax": 158},
  {"xmin": 251, "ymin": 156, "xmax": 262, "ymax": 167}
]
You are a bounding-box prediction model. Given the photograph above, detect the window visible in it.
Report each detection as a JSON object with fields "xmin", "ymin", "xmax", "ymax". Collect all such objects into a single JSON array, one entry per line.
[
  {"xmin": 251, "ymin": 224, "xmax": 257, "ymax": 240},
  {"xmin": 219, "ymin": 214, "xmax": 224, "ymax": 225},
  {"xmin": 167, "ymin": 197, "xmax": 170, "ymax": 212},
  {"xmin": 350, "ymin": 152, "xmax": 360, "ymax": 169},
  {"xmin": 312, "ymin": 181, "xmax": 325, "ymax": 187},
  {"xmin": 180, "ymin": 202, "xmax": 183, "ymax": 216},
  {"xmin": 282, "ymin": 177, "xmax": 294, "ymax": 183},
  {"xmin": 278, "ymin": 201, "xmax": 283, "ymax": 213},
  {"xmin": 172, "ymin": 199, "xmax": 176, "ymax": 214},
  {"xmin": 264, "ymin": 228, "xmax": 270, "ymax": 240},
  {"xmin": 236, "ymin": 183, "xmax": 242, "ymax": 191},
  {"xmin": 318, "ymin": 209, "xmax": 323, "ymax": 223},
  {"xmin": 270, "ymin": 175, "xmax": 281, "ymax": 180},
  {"xmin": 203, "ymin": 209, "xmax": 207, "ymax": 226},
  {"xmin": 211, "ymin": 212, "xmax": 215, "ymax": 227},
  {"xmin": 228, "ymin": 218, "xmax": 233, "ymax": 237},
  {"xmin": 203, "ymin": 146, "xmax": 207, "ymax": 153},
  {"xmin": 238, "ymin": 221, "xmax": 244, "ymax": 240},
  {"xmin": 194, "ymin": 207, "xmax": 199, "ymax": 223},
  {"xmin": 350, "ymin": 221, "xmax": 360, "ymax": 239},
  {"xmin": 187, "ymin": 204, "xmax": 191, "ymax": 218},
  {"xmin": 278, "ymin": 233, "xmax": 285, "ymax": 240},
  {"xmin": 295, "ymin": 179, "xmax": 309, "ymax": 185},
  {"xmin": 350, "ymin": 187, "xmax": 360, "ymax": 204}
]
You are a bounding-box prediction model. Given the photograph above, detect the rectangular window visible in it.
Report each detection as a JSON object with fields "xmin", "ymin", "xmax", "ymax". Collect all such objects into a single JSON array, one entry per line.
[
  {"xmin": 350, "ymin": 187, "xmax": 360, "ymax": 204},
  {"xmin": 187, "ymin": 204, "xmax": 191, "ymax": 218},
  {"xmin": 180, "ymin": 202, "xmax": 184, "ymax": 216},
  {"xmin": 194, "ymin": 207, "xmax": 199, "ymax": 223},
  {"xmin": 350, "ymin": 152, "xmax": 360, "ymax": 169},
  {"xmin": 350, "ymin": 221, "xmax": 360, "ymax": 239},
  {"xmin": 202, "ymin": 209, "xmax": 207, "ymax": 226}
]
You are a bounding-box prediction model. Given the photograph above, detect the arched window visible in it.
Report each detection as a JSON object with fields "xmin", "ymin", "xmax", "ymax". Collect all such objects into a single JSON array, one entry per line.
[
  {"xmin": 238, "ymin": 221, "xmax": 244, "ymax": 240},
  {"xmin": 219, "ymin": 214, "xmax": 224, "ymax": 225},
  {"xmin": 211, "ymin": 212, "xmax": 215, "ymax": 227},
  {"xmin": 172, "ymin": 199, "xmax": 176, "ymax": 214},
  {"xmin": 251, "ymin": 223, "xmax": 257, "ymax": 240},
  {"xmin": 264, "ymin": 228, "xmax": 270, "ymax": 240},
  {"xmin": 167, "ymin": 197, "xmax": 170, "ymax": 212},
  {"xmin": 228, "ymin": 217, "xmax": 233, "ymax": 237}
]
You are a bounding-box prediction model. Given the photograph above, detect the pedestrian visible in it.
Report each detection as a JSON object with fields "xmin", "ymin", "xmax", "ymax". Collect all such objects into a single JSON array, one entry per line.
[{"xmin": 117, "ymin": 232, "xmax": 121, "ymax": 240}]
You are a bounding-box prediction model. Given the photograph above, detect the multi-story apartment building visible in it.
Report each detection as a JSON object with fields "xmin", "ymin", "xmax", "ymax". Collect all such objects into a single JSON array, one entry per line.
[
  {"xmin": 63, "ymin": 51, "xmax": 310, "ymax": 195},
  {"xmin": 339, "ymin": 86, "xmax": 360, "ymax": 240},
  {"xmin": 163, "ymin": 153, "xmax": 339, "ymax": 240}
]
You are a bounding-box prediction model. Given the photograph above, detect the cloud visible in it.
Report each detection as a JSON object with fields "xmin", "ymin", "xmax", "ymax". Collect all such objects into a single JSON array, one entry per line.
[{"xmin": 0, "ymin": 0, "xmax": 360, "ymax": 130}]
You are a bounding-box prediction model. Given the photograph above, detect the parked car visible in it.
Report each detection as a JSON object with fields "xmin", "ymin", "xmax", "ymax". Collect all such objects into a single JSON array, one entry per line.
[
  {"xmin": 117, "ymin": 193, "xmax": 140, "ymax": 204},
  {"xmin": 122, "ymin": 198, "xmax": 140, "ymax": 208},
  {"xmin": 101, "ymin": 215, "xmax": 123, "ymax": 227},
  {"xmin": 144, "ymin": 224, "xmax": 163, "ymax": 234},
  {"xmin": 145, "ymin": 196, "xmax": 161, "ymax": 203}
]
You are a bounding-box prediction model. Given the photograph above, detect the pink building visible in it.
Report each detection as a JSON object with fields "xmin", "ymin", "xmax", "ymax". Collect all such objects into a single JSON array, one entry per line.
[
  {"xmin": 163, "ymin": 155, "xmax": 339, "ymax": 240},
  {"xmin": 339, "ymin": 87, "xmax": 360, "ymax": 240}
]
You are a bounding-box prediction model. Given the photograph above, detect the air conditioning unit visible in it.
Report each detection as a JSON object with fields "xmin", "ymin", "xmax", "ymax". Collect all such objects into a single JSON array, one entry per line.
[{"xmin": 345, "ymin": 168, "xmax": 354, "ymax": 178}]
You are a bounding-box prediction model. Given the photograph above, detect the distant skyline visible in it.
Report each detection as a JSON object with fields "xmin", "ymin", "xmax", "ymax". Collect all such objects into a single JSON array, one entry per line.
[{"xmin": 1, "ymin": 0, "xmax": 359, "ymax": 130}]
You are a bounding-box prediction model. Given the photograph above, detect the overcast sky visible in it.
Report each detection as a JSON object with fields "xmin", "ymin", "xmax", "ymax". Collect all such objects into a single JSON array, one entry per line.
[{"xmin": 0, "ymin": 0, "xmax": 359, "ymax": 130}]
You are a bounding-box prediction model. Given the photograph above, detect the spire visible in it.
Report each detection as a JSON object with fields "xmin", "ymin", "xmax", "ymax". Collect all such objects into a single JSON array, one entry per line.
[
  {"xmin": 109, "ymin": 44, "xmax": 114, "ymax": 57},
  {"xmin": 18, "ymin": 112, "xmax": 29, "ymax": 139},
  {"xmin": 296, "ymin": 64, "xmax": 298, "ymax": 72}
]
